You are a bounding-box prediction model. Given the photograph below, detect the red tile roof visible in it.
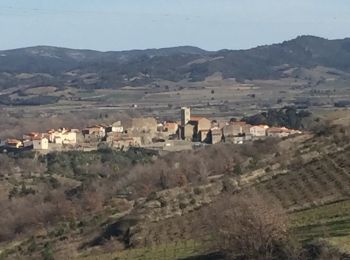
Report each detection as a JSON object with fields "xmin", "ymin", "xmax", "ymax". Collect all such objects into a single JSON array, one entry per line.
[
  {"xmin": 7, "ymin": 139, "xmax": 22, "ymax": 144},
  {"xmin": 190, "ymin": 116, "xmax": 208, "ymax": 121}
]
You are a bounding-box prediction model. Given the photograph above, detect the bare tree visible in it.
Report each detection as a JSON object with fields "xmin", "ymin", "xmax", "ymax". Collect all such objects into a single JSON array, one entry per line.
[{"xmin": 205, "ymin": 190, "xmax": 291, "ymax": 260}]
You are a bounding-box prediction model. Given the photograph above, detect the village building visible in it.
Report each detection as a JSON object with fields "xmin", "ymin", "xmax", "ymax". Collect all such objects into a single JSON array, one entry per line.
[
  {"xmin": 112, "ymin": 136, "xmax": 142, "ymax": 150},
  {"xmin": 33, "ymin": 137, "xmax": 49, "ymax": 150},
  {"xmin": 22, "ymin": 139, "xmax": 33, "ymax": 147},
  {"xmin": 241, "ymin": 123, "xmax": 253, "ymax": 135},
  {"xmin": 179, "ymin": 107, "xmax": 211, "ymax": 142},
  {"xmin": 23, "ymin": 132, "xmax": 41, "ymax": 141},
  {"xmin": 48, "ymin": 128, "xmax": 77, "ymax": 145},
  {"xmin": 105, "ymin": 121, "xmax": 124, "ymax": 133},
  {"xmin": 187, "ymin": 116, "xmax": 211, "ymax": 142},
  {"xmin": 180, "ymin": 124, "xmax": 194, "ymax": 141},
  {"xmin": 210, "ymin": 127, "xmax": 223, "ymax": 144},
  {"xmin": 6, "ymin": 139, "xmax": 23, "ymax": 148},
  {"xmin": 222, "ymin": 121, "xmax": 251, "ymax": 138},
  {"xmin": 82, "ymin": 125, "xmax": 106, "ymax": 142},
  {"xmin": 189, "ymin": 116, "xmax": 212, "ymax": 132},
  {"xmin": 223, "ymin": 124, "xmax": 243, "ymax": 137},
  {"xmin": 123, "ymin": 117, "xmax": 157, "ymax": 134},
  {"xmin": 181, "ymin": 107, "xmax": 191, "ymax": 126},
  {"xmin": 82, "ymin": 125, "xmax": 106, "ymax": 137},
  {"xmin": 163, "ymin": 121, "xmax": 178, "ymax": 135},
  {"xmin": 218, "ymin": 120, "xmax": 228, "ymax": 129},
  {"xmin": 106, "ymin": 132, "xmax": 121, "ymax": 143},
  {"xmin": 267, "ymin": 127, "xmax": 291, "ymax": 138},
  {"xmin": 250, "ymin": 125, "xmax": 269, "ymax": 137}
]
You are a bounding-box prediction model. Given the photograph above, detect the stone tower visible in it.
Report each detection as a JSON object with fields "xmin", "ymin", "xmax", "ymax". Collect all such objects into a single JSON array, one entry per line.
[{"xmin": 181, "ymin": 107, "xmax": 190, "ymax": 126}]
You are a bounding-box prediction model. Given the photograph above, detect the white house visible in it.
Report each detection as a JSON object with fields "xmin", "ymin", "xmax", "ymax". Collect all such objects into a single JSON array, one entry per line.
[
  {"xmin": 48, "ymin": 128, "xmax": 77, "ymax": 145},
  {"xmin": 111, "ymin": 121, "xmax": 124, "ymax": 133},
  {"xmin": 250, "ymin": 125, "xmax": 269, "ymax": 137},
  {"xmin": 33, "ymin": 137, "xmax": 49, "ymax": 150}
]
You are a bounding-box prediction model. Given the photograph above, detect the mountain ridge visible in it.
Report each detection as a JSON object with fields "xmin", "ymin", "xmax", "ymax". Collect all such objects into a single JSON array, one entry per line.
[{"xmin": 1, "ymin": 35, "xmax": 350, "ymax": 91}]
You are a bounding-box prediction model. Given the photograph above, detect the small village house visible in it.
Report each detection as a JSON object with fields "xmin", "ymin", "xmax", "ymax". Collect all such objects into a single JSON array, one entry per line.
[
  {"xmin": 223, "ymin": 123, "xmax": 243, "ymax": 137},
  {"xmin": 187, "ymin": 116, "xmax": 211, "ymax": 142},
  {"xmin": 163, "ymin": 121, "xmax": 178, "ymax": 135},
  {"xmin": 48, "ymin": 128, "xmax": 77, "ymax": 145},
  {"xmin": 241, "ymin": 123, "xmax": 253, "ymax": 135},
  {"xmin": 6, "ymin": 139, "xmax": 23, "ymax": 149},
  {"xmin": 267, "ymin": 127, "xmax": 291, "ymax": 138},
  {"xmin": 223, "ymin": 121, "xmax": 251, "ymax": 137},
  {"xmin": 210, "ymin": 127, "xmax": 223, "ymax": 144},
  {"xmin": 105, "ymin": 121, "xmax": 124, "ymax": 133},
  {"xmin": 82, "ymin": 125, "xmax": 106, "ymax": 142},
  {"xmin": 23, "ymin": 132, "xmax": 41, "ymax": 141},
  {"xmin": 82, "ymin": 125, "xmax": 106, "ymax": 137},
  {"xmin": 106, "ymin": 132, "xmax": 122, "ymax": 143},
  {"xmin": 181, "ymin": 124, "xmax": 195, "ymax": 141},
  {"xmin": 112, "ymin": 136, "xmax": 142, "ymax": 150},
  {"xmin": 217, "ymin": 120, "xmax": 228, "ymax": 129},
  {"xmin": 250, "ymin": 125, "xmax": 269, "ymax": 137},
  {"xmin": 33, "ymin": 137, "xmax": 49, "ymax": 150},
  {"xmin": 22, "ymin": 139, "xmax": 33, "ymax": 147}
]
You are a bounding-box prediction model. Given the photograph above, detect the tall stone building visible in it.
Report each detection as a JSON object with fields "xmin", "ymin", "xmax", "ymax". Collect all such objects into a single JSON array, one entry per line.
[{"xmin": 181, "ymin": 107, "xmax": 191, "ymax": 126}]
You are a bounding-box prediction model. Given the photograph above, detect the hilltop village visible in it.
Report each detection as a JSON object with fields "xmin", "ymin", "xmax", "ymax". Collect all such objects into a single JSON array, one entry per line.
[{"xmin": 0, "ymin": 107, "xmax": 302, "ymax": 153}]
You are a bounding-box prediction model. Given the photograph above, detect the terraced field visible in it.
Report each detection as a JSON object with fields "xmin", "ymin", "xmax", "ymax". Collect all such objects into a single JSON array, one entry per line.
[
  {"xmin": 257, "ymin": 145, "xmax": 350, "ymax": 211},
  {"xmin": 291, "ymin": 200, "xmax": 350, "ymax": 241},
  {"xmin": 110, "ymin": 137, "xmax": 350, "ymax": 258},
  {"xmin": 128, "ymin": 137, "xmax": 350, "ymax": 256}
]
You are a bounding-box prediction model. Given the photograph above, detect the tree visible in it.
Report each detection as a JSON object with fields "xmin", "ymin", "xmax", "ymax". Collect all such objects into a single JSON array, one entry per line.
[
  {"xmin": 233, "ymin": 163, "xmax": 242, "ymax": 175},
  {"xmin": 205, "ymin": 190, "xmax": 291, "ymax": 259}
]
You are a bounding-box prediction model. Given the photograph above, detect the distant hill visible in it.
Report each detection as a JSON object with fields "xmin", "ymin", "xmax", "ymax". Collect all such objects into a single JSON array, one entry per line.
[{"xmin": 1, "ymin": 35, "xmax": 350, "ymax": 91}]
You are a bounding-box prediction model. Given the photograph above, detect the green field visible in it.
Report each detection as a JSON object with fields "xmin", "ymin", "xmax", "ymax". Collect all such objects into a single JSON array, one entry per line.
[{"xmin": 292, "ymin": 200, "xmax": 350, "ymax": 242}]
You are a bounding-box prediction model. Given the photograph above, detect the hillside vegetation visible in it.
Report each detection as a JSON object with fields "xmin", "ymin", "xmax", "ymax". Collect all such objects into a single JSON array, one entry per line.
[
  {"xmin": 0, "ymin": 113, "xmax": 349, "ymax": 259},
  {"xmin": 1, "ymin": 36, "xmax": 350, "ymax": 95}
]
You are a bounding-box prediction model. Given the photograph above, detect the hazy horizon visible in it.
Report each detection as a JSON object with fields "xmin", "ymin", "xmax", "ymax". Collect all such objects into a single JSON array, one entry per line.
[
  {"xmin": 1, "ymin": 0, "xmax": 349, "ymax": 51},
  {"xmin": 1, "ymin": 34, "xmax": 349, "ymax": 53}
]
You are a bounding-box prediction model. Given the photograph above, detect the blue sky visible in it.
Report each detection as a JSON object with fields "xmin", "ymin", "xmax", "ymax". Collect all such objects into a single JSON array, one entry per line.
[{"xmin": 0, "ymin": 0, "xmax": 349, "ymax": 51}]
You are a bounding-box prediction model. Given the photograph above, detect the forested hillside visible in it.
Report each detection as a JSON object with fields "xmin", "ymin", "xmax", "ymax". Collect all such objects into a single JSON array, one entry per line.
[{"xmin": 1, "ymin": 36, "xmax": 350, "ymax": 92}]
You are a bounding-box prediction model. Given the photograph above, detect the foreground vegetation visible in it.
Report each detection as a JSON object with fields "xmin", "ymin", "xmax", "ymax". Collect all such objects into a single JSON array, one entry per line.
[{"xmin": 0, "ymin": 117, "xmax": 349, "ymax": 259}]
